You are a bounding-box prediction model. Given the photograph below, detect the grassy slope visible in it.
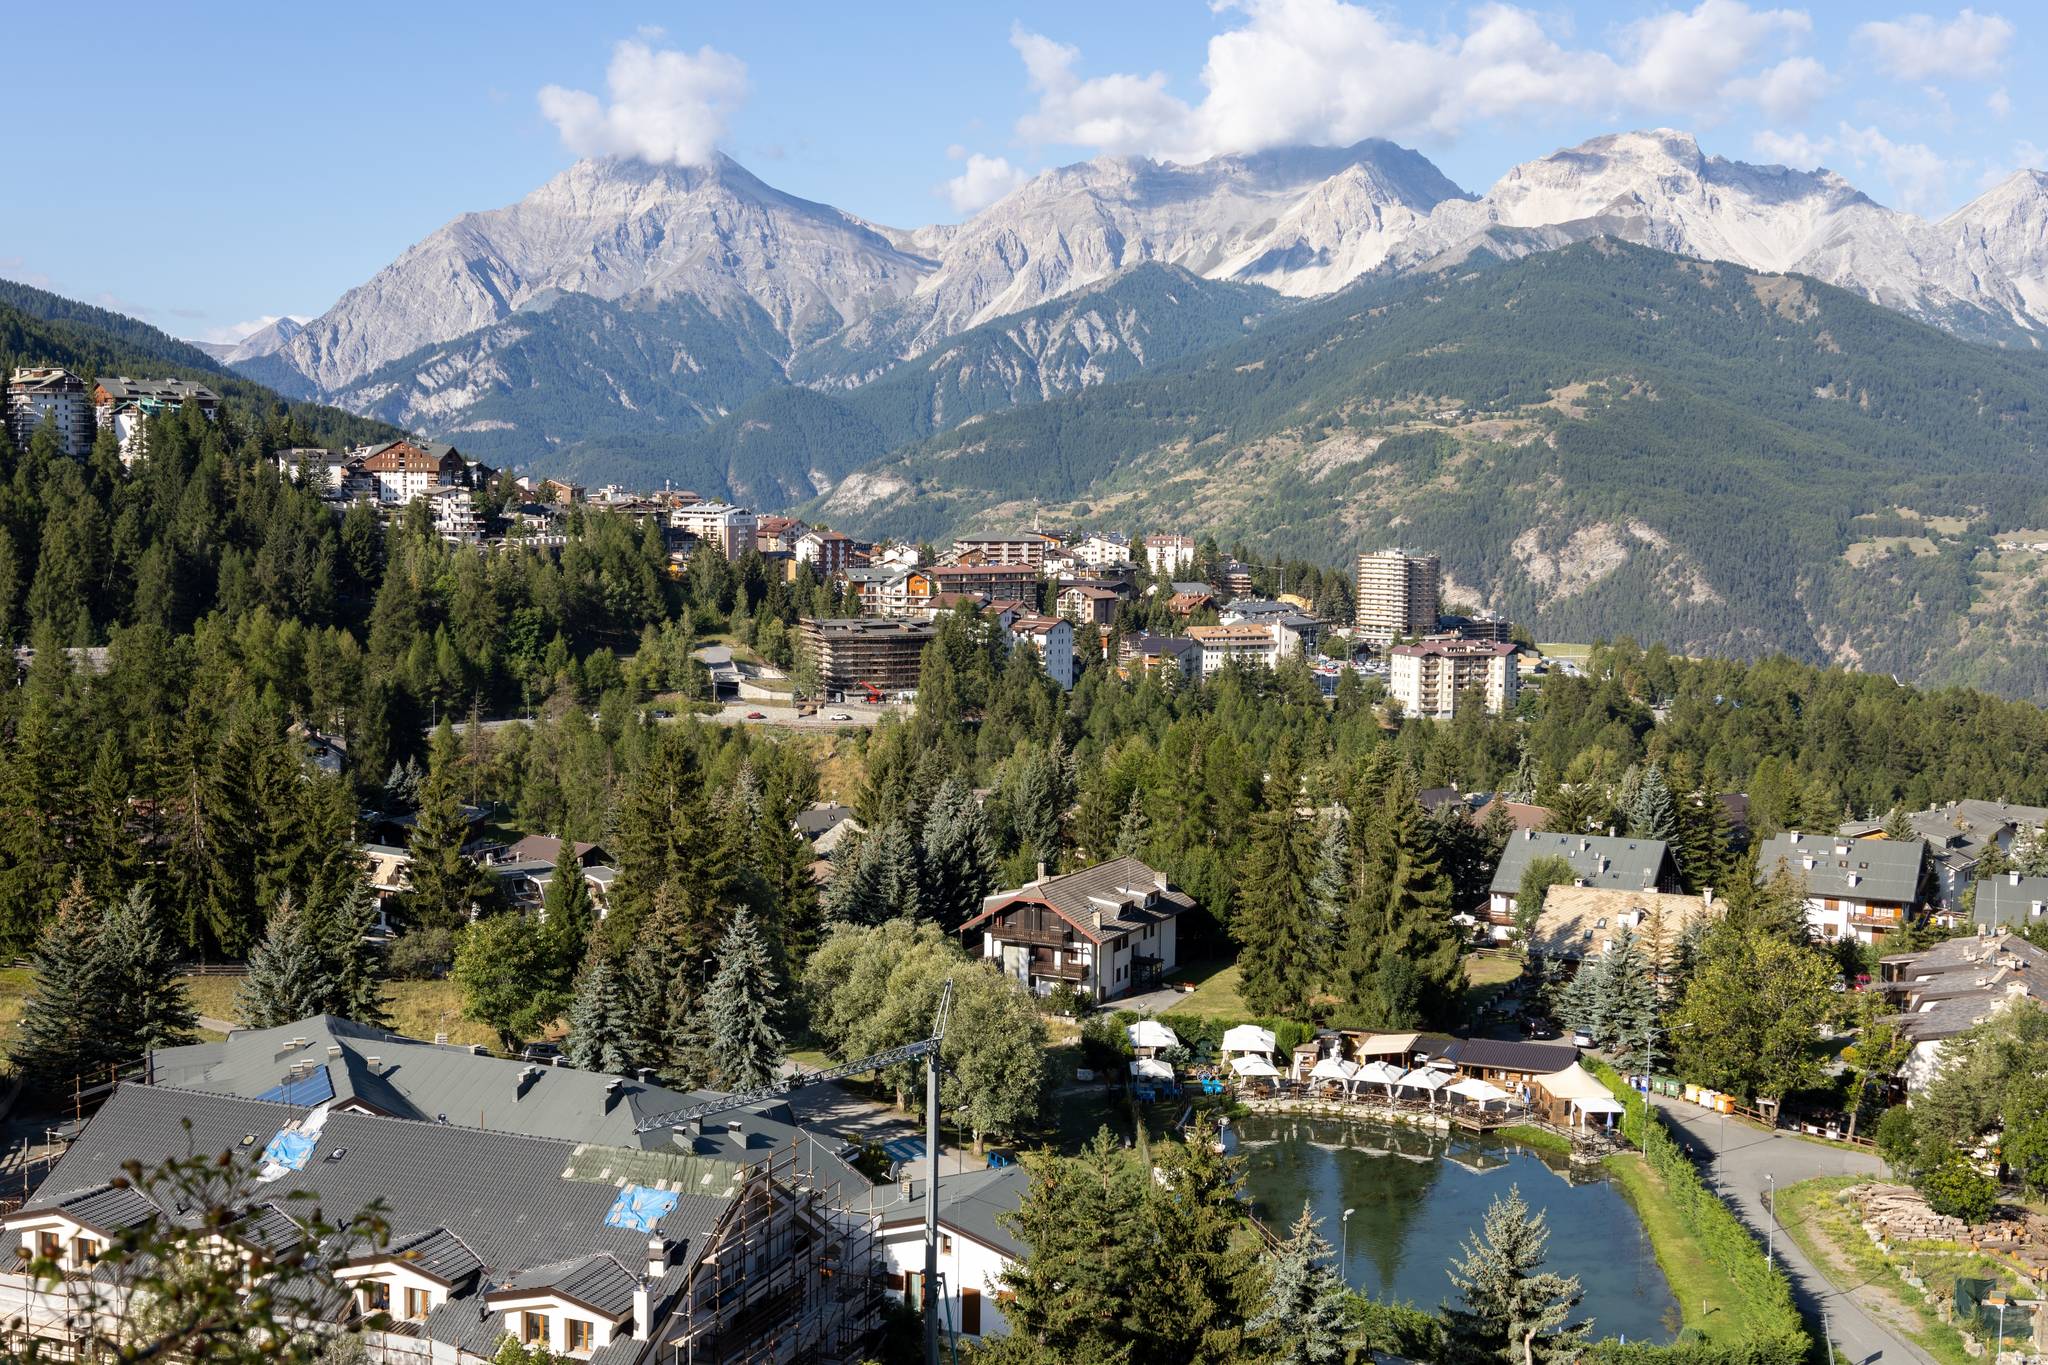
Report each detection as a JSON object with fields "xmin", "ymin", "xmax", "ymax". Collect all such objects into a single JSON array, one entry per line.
[{"xmin": 1604, "ymin": 1150, "xmax": 1781, "ymax": 1348}]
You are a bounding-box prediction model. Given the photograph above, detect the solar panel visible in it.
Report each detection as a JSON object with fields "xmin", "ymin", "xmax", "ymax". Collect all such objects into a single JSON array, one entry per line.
[{"xmin": 255, "ymin": 1066, "xmax": 336, "ymax": 1107}]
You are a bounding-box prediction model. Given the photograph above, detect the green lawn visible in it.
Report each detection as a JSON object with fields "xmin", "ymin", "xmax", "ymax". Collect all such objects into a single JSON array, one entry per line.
[
  {"xmin": 1464, "ymin": 952, "xmax": 1523, "ymax": 988},
  {"xmin": 1158, "ymin": 962, "xmax": 1246, "ymax": 1022},
  {"xmin": 1603, "ymin": 1151, "xmax": 1784, "ymax": 1348},
  {"xmin": 179, "ymin": 975, "xmax": 498, "ymax": 1048}
]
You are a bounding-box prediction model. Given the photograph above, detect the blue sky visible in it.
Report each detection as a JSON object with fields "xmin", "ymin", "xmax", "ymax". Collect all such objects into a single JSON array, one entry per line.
[{"xmin": 0, "ymin": 0, "xmax": 2037, "ymax": 342}]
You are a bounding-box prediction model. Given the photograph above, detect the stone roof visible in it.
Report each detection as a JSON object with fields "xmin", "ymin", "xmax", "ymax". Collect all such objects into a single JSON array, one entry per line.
[
  {"xmin": 966, "ymin": 857, "xmax": 1195, "ymax": 943},
  {"xmin": 1527, "ymin": 886, "xmax": 1715, "ymax": 961}
]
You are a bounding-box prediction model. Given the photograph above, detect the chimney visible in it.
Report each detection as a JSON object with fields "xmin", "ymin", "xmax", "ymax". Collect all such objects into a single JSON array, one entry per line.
[
  {"xmin": 1790, "ymin": 830, "xmax": 1801, "ymax": 842},
  {"xmin": 632, "ymin": 1280, "xmax": 652, "ymax": 1342},
  {"xmin": 1035, "ymin": 861, "xmax": 1047, "ymax": 881},
  {"xmin": 645, "ymin": 1237, "xmax": 667, "ymax": 1279},
  {"xmin": 1702, "ymin": 887, "xmax": 1714, "ymax": 908},
  {"xmin": 366, "ymin": 1056, "xmax": 382, "ymax": 1072},
  {"xmin": 1801, "ymin": 856, "xmax": 1815, "ymax": 871},
  {"xmin": 2012, "ymin": 871, "xmax": 2023, "ymax": 886},
  {"xmin": 327, "ymin": 1045, "xmax": 343, "ymax": 1058}
]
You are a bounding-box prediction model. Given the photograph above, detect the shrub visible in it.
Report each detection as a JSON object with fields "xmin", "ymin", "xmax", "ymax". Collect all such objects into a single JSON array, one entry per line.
[
  {"xmin": 1041, "ymin": 983, "xmax": 1086, "ymax": 1018},
  {"xmin": 1873, "ymin": 1105, "xmax": 1920, "ymax": 1177},
  {"xmin": 1921, "ymin": 1155, "xmax": 1999, "ymax": 1224},
  {"xmin": 386, "ymin": 927, "xmax": 455, "ymax": 980},
  {"xmin": 1273, "ymin": 1018, "xmax": 1312, "ymax": 1056},
  {"xmin": 1080, "ymin": 1016, "xmax": 1133, "ymax": 1071}
]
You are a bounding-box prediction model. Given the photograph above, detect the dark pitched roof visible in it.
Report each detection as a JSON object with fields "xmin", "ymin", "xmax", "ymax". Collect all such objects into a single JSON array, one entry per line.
[
  {"xmin": 1757, "ymin": 832, "xmax": 1925, "ymax": 904},
  {"xmin": 489, "ymin": 1252, "xmax": 641, "ymax": 1319},
  {"xmin": 368, "ymin": 1225, "xmax": 485, "ymax": 1285},
  {"xmin": 1972, "ymin": 873, "xmax": 2048, "ymax": 931},
  {"xmin": 1437, "ymin": 1037, "xmax": 1578, "ymax": 1075},
  {"xmin": 965, "ymin": 858, "xmax": 1195, "ymax": 942},
  {"xmin": 1490, "ymin": 830, "xmax": 1674, "ymax": 896},
  {"xmin": 877, "ymin": 1166, "xmax": 1029, "ymax": 1258}
]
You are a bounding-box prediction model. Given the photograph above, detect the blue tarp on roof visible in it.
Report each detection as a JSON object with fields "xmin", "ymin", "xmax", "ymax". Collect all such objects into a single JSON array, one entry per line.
[
  {"xmin": 604, "ymin": 1185, "xmax": 679, "ymax": 1233},
  {"xmin": 260, "ymin": 1129, "xmax": 317, "ymax": 1174},
  {"xmin": 256, "ymin": 1067, "xmax": 336, "ymax": 1107}
]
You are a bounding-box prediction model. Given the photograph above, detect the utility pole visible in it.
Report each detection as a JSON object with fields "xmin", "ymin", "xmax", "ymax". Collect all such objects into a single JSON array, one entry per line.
[
  {"xmin": 1765, "ymin": 1173, "xmax": 1777, "ymax": 1269},
  {"xmin": 1822, "ymin": 1297, "xmax": 1834, "ymax": 1365},
  {"xmin": 924, "ymin": 980, "xmax": 954, "ymax": 1365}
]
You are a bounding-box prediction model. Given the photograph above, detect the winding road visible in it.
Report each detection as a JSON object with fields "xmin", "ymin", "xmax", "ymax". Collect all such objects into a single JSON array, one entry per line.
[{"xmin": 1651, "ymin": 1094, "xmax": 1935, "ymax": 1365}]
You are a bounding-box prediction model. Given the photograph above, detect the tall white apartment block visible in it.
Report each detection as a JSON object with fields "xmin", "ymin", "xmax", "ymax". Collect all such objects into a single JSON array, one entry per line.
[{"xmin": 1354, "ymin": 549, "xmax": 1441, "ymax": 641}]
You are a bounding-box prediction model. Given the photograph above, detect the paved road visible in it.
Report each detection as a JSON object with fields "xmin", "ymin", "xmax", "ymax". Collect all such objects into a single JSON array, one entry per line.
[
  {"xmin": 1652, "ymin": 1094, "xmax": 1933, "ymax": 1365},
  {"xmin": 446, "ymin": 701, "xmax": 898, "ymax": 735}
]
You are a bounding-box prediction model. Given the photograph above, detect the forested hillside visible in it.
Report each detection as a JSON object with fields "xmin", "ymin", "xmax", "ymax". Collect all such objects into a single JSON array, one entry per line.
[
  {"xmin": 0, "ymin": 279, "xmax": 399, "ymax": 451},
  {"xmin": 816, "ymin": 241, "xmax": 2048, "ymax": 697}
]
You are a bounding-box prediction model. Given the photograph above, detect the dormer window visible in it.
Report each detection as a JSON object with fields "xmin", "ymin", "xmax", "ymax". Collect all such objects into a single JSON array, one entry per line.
[
  {"xmin": 404, "ymin": 1286, "xmax": 431, "ymax": 1321},
  {"xmin": 362, "ymin": 1281, "xmax": 392, "ymax": 1314},
  {"xmin": 522, "ymin": 1311, "xmax": 549, "ymax": 1345}
]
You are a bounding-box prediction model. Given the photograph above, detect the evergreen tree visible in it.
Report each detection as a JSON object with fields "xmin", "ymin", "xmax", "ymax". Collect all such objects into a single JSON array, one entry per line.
[
  {"xmin": 319, "ymin": 882, "xmax": 391, "ymax": 1027},
  {"xmin": 565, "ymin": 954, "xmax": 636, "ymax": 1073},
  {"xmin": 706, "ymin": 907, "xmax": 785, "ymax": 1091},
  {"xmin": 404, "ymin": 768, "xmax": 486, "ymax": 930},
  {"xmin": 1881, "ymin": 807, "xmax": 1916, "ymax": 842},
  {"xmin": 100, "ymin": 887, "xmax": 199, "ymax": 1051},
  {"xmin": 873, "ymin": 819, "xmax": 927, "ymax": 923},
  {"xmin": 999, "ymin": 1127, "xmax": 1147, "ymax": 1365},
  {"xmin": 1236, "ymin": 766, "xmax": 1320, "ymax": 1018},
  {"xmin": 920, "ymin": 776, "xmax": 999, "ymax": 931},
  {"xmin": 237, "ymin": 895, "xmax": 333, "ymax": 1028},
  {"xmin": 9, "ymin": 878, "xmax": 118, "ymax": 1088},
  {"xmin": 1137, "ymin": 1114, "xmax": 1265, "ymax": 1365},
  {"xmin": 1344, "ymin": 772, "xmax": 1463, "ymax": 1028},
  {"xmin": 1248, "ymin": 1202, "xmax": 1353, "ymax": 1365},
  {"xmin": 1624, "ymin": 763, "xmax": 1677, "ymax": 841},
  {"xmin": 1307, "ymin": 813, "xmax": 1350, "ymax": 996},
  {"xmin": 539, "ymin": 855, "xmax": 594, "ymax": 978},
  {"xmin": 1504, "ymin": 747, "xmax": 1540, "ymax": 804},
  {"xmin": 1114, "ymin": 787, "xmax": 1152, "ymax": 861},
  {"xmin": 628, "ymin": 882, "xmax": 710, "ymax": 1069},
  {"xmin": 1443, "ymin": 1186, "xmax": 1591, "ymax": 1365},
  {"xmin": 2013, "ymin": 825, "xmax": 2048, "ymax": 877}
]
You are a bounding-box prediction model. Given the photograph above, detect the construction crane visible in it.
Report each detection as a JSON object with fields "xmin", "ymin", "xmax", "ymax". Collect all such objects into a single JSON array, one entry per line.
[{"xmin": 631, "ymin": 979, "xmax": 955, "ymax": 1365}]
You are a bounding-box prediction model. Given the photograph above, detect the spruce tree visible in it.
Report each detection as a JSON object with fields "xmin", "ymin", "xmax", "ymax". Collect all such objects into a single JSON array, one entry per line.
[
  {"xmin": 539, "ymin": 855, "xmax": 594, "ymax": 977},
  {"xmin": 706, "ymin": 907, "xmax": 785, "ymax": 1090},
  {"xmin": 1345, "ymin": 772, "xmax": 1463, "ymax": 1028},
  {"xmin": 999, "ymin": 1127, "xmax": 1147, "ymax": 1364},
  {"xmin": 565, "ymin": 954, "xmax": 636, "ymax": 1073},
  {"xmin": 1625, "ymin": 763, "xmax": 1677, "ymax": 842},
  {"xmin": 100, "ymin": 887, "xmax": 198, "ymax": 1051},
  {"xmin": 9, "ymin": 878, "xmax": 118, "ymax": 1088},
  {"xmin": 1114, "ymin": 787, "xmax": 1151, "ymax": 861},
  {"xmin": 920, "ymin": 776, "xmax": 999, "ymax": 931},
  {"xmin": 1248, "ymin": 1202, "xmax": 1353, "ymax": 1365},
  {"xmin": 237, "ymin": 895, "xmax": 333, "ymax": 1028},
  {"xmin": 628, "ymin": 881, "xmax": 707, "ymax": 1068},
  {"xmin": 1881, "ymin": 806, "xmax": 1916, "ymax": 842},
  {"xmin": 873, "ymin": 820, "xmax": 927, "ymax": 923},
  {"xmin": 405, "ymin": 768, "xmax": 486, "ymax": 930},
  {"xmin": 1307, "ymin": 813, "xmax": 1350, "ymax": 996},
  {"xmin": 1236, "ymin": 767, "xmax": 1320, "ymax": 1018},
  {"xmin": 1443, "ymin": 1186, "xmax": 1591, "ymax": 1365},
  {"xmin": 1137, "ymin": 1114, "xmax": 1264, "ymax": 1365},
  {"xmin": 319, "ymin": 882, "xmax": 390, "ymax": 1027}
]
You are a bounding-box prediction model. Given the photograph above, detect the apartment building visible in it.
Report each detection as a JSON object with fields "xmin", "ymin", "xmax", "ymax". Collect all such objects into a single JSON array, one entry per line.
[
  {"xmin": 800, "ymin": 618, "xmax": 935, "ymax": 698},
  {"xmin": 428, "ymin": 484, "xmax": 486, "ymax": 544},
  {"xmin": 950, "ymin": 533, "xmax": 1054, "ymax": 568},
  {"xmin": 796, "ymin": 529, "xmax": 859, "ymax": 576},
  {"xmin": 1072, "ymin": 533, "xmax": 1131, "ymax": 569},
  {"xmin": 1007, "ymin": 615, "xmax": 1075, "ymax": 689},
  {"xmin": 927, "ymin": 564, "xmax": 1043, "ymax": 609},
  {"xmin": 5, "ymin": 367, "xmax": 93, "ymax": 457},
  {"xmin": 1186, "ymin": 623, "xmax": 1279, "ymax": 677},
  {"xmin": 357, "ymin": 439, "xmax": 467, "ymax": 504},
  {"xmin": 1488, "ymin": 830, "xmax": 1681, "ymax": 939},
  {"xmin": 964, "ymin": 857, "xmax": 1194, "ymax": 1001},
  {"xmin": 1146, "ymin": 534, "xmax": 1197, "ymax": 577},
  {"xmin": 92, "ymin": 377, "xmax": 221, "ymax": 463},
  {"xmin": 1388, "ymin": 638, "xmax": 1516, "ymax": 719},
  {"xmin": 1757, "ymin": 831, "xmax": 1928, "ymax": 945},
  {"xmin": 670, "ymin": 500, "xmax": 758, "ymax": 560},
  {"xmin": 1354, "ymin": 549, "xmax": 1442, "ymax": 641}
]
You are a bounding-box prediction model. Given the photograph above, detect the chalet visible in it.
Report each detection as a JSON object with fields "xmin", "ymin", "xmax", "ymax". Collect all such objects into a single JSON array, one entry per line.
[
  {"xmin": 963, "ymin": 858, "xmax": 1193, "ymax": 1001},
  {"xmin": 1842, "ymin": 799, "xmax": 2048, "ymax": 916},
  {"xmin": 1973, "ymin": 871, "xmax": 2048, "ymax": 933},
  {"xmin": 1120, "ymin": 632, "xmax": 1199, "ymax": 683},
  {"xmin": 1486, "ymin": 830, "xmax": 1679, "ymax": 940},
  {"xmin": 357, "ymin": 439, "xmax": 465, "ymax": 505},
  {"xmin": 1757, "ymin": 831, "xmax": 1928, "ymax": 945},
  {"xmin": 1878, "ymin": 931, "xmax": 2048, "ymax": 1091},
  {"xmin": 877, "ymin": 1167, "xmax": 1028, "ymax": 1342}
]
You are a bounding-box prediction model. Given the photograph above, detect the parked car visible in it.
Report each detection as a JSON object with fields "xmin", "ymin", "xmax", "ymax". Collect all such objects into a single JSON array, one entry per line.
[
  {"xmin": 829, "ymin": 712, "xmax": 853, "ymax": 721},
  {"xmin": 1571, "ymin": 1030, "xmax": 1593, "ymax": 1048},
  {"xmin": 521, "ymin": 1042, "xmax": 561, "ymax": 1063},
  {"xmin": 745, "ymin": 710, "xmax": 767, "ymax": 720}
]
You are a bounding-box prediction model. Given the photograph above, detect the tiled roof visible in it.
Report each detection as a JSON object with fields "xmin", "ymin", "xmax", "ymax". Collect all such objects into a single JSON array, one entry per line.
[
  {"xmin": 490, "ymin": 1252, "xmax": 641, "ymax": 1319},
  {"xmin": 876, "ymin": 1166, "xmax": 1029, "ymax": 1258},
  {"xmin": 1973, "ymin": 873, "xmax": 2048, "ymax": 931},
  {"xmin": 370, "ymin": 1225, "xmax": 485, "ymax": 1285},
  {"xmin": 1757, "ymin": 832, "xmax": 1924, "ymax": 904},
  {"xmin": 1490, "ymin": 830, "xmax": 1674, "ymax": 896}
]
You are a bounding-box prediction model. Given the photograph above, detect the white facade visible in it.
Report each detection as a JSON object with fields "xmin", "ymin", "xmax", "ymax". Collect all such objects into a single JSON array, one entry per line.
[
  {"xmin": 1008, "ymin": 616, "xmax": 1074, "ymax": 689},
  {"xmin": 878, "ymin": 1222, "xmax": 1014, "ymax": 1342},
  {"xmin": 1146, "ymin": 534, "xmax": 1196, "ymax": 577},
  {"xmin": 429, "ymin": 485, "xmax": 485, "ymax": 544},
  {"xmin": 1355, "ymin": 549, "xmax": 1442, "ymax": 641},
  {"xmin": 671, "ymin": 501, "xmax": 758, "ymax": 559},
  {"xmin": 5, "ymin": 368, "xmax": 92, "ymax": 458},
  {"xmin": 1389, "ymin": 639, "xmax": 1517, "ymax": 719},
  {"xmin": 1187, "ymin": 624, "xmax": 1280, "ymax": 677},
  {"xmin": 1073, "ymin": 534, "xmax": 1131, "ymax": 569}
]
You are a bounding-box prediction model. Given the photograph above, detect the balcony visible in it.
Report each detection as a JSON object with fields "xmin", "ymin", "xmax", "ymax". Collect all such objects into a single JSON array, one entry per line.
[
  {"xmin": 989, "ymin": 925, "xmax": 1078, "ymax": 950},
  {"xmin": 1027, "ymin": 957, "xmax": 1090, "ymax": 982}
]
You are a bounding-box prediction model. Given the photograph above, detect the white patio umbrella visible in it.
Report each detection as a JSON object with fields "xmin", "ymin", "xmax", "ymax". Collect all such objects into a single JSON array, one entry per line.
[
  {"xmin": 1396, "ymin": 1066, "xmax": 1452, "ymax": 1107},
  {"xmin": 1308, "ymin": 1056, "xmax": 1357, "ymax": 1090},
  {"xmin": 1448, "ymin": 1077, "xmax": 1512, "ymax": 1107},
  {"xmin": 1221, "ymin": 1024, "xmax": 1278, "ymax": 1058},
  {"xmin": 1231, "ymin": 1054, "xmax": 1282, "ymax": 1086},
  {"xmin": 1127, "ymin": 1019, "xmax": 1179, "ymax": 1053},
  {"xmin": 1130, "ymin": 1057, "xmax": 1174, "ymax": 1081},
  {"xmin": 1352, "ymin": 1059, "xmax": 1405, "ymax": 1098}
]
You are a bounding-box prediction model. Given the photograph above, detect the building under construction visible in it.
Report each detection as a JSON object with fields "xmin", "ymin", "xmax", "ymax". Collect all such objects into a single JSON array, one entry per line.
[{"xmin": 799, "ymin": 617, "xmax": 934, "ymax": 699}]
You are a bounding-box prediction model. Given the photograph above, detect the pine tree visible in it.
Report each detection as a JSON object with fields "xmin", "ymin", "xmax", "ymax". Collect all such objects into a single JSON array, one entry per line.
[
  {"xmin": 1136, "ymin": 1114, "xmax": 1264, "ymax": 1365},
  {"xmin": 405, "ymin": 766, "xmax": 486, "ymax": 930},
  {"xmin": 539, "ymin": 854, "xmax": 594, "ymax": 977},
  {"xmin": 9, "ymin": 878, "xmax": 119, "ymax": 1088},
  {"xmin": 100, "ymin": 887, "xmax": 198, "ymax": 1051},
  {"xmin": 1881, "ymin": 807, "xmax": 1916, "ymax": 842},
  {"xmin": 1443, "ymin": 1186, "xmax": 1591, "ymax": 1365},
  {"xmin": 565, "ymin": 954, "xmax": 636, "ymax": 1073},
  {"xmin": 873, "ymin": 820, "xmax": 926, "ymax": 923},
  {"xmin": 1237, "ymin": 766, "xmax": 1320, "ymax": 1018},
  {"xmin": 1307, "ymin": 814, "xmax": 1350, "ymax": 996},
  {"xmin": 319, "ymin": 882, "xmax": 390, "ymax": 1027},
  {"xmin": 920, "ymin": 776, "xmax": 998, "ymax": 931},
  {"xmin": 706, "ymin": 907, "xmax": 785, "ymax": 1090},
  {"xmin": 1504, "ymin": 747, "xmax": 1540, "ymax": 804},
  {"xmin": 237, "ymin": 895, "xmax": 333, "ymax": 1028},
  {"xmin": 1114, "ymin": 787, "xmax": 1151, "ymax": 861},
  {"xmin": 1344, "ymin": 772, "xmax": 1463, "ymax": 1028},
  {"xmin": 1248, "ymin": 1202, "xmax": 1353, "ymax": 1365},
  {"xmin": 999, "ymin": 1127, "xmax": 1147, "ymax": 1365}
]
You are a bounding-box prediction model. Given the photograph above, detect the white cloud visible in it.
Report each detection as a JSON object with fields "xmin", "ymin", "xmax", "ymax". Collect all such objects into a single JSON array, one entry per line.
[
  {"xmin": 1987, "ymin": 87, "xmax": 2012, "ymax": 118},
  {"xmin": 943, "ymin": 154, "xmax": 1032, "ymax": 214},
  {"xmin": 539, "ymin": 38, "xmax": 747, "ymax": 167},
  {"xmin": 1837, "ymin": 123, "xmax": 1950, "ymax": 212},
  {"xmin": 1854, "ymin": 9, "xmax": 2014, "ymax": 81},
  {"xmin": 1751, "ymin": 129, "xmax": 1835, "ymax": 168},
  {"xmin": 1005, "ymin": 0, "xmax": 1824, "ymax": 163},
  {"xmin": 1726, "ymin": 56, "xmax": 1833, "ymax": 122}
]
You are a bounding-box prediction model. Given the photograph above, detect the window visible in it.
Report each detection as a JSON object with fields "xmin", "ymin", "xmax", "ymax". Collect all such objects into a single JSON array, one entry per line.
[
  {"xmin": 521, "ymin": 1312, "xmax": 548, "ymax": 1345},
  {"xmin": 940, "ymin": 1235, "xmax": 953, "ymax": 1254},
  {"xmin": 362, "ymin": 1281, "xmax": 391, "ymax": 1314},
  {"xmin": 404, "ymin": 1286, "xmax": 431, "ymax": 1320},
  {"xmin": 564, "ymin": 1319, "xmax": 593, "ymax": 1353},
  {"xmin": 73, "ymin": 1237, "xmax": 100, "ymax": 1264},
  {"xmin": 35, "ymin": 1231, "xmax": 60, "ymax": 1262}
]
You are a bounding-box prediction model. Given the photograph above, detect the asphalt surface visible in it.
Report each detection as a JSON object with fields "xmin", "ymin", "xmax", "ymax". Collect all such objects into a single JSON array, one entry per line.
[{"xmin": 1651, "ymin": 1094, "xmax": 1934, "ymax": 1365}]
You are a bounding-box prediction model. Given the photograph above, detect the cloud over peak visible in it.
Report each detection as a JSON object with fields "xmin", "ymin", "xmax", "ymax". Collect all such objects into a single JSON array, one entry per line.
[{"xmin": 539, "ymin": 38, "xmax": 748, "ymax": 167}]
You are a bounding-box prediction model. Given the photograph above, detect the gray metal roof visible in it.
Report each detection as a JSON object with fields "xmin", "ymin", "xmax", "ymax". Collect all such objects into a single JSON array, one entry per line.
[
  {"xmin": 370, "ymin": 1225, "xmax": 485, "ymax": 1285},
  {"xmin": 149, "ymin": 1016, "xmax": 869, "ymax": 1202},
  {"xmin": 491, "ymin": 1253, "xmax": 640, "ymax": 1318},
  {"xmin": 1974, "ymin": 873, "xmax": 2048, "ymax": 931},
  {"xmin": 1489, "ymin": 830, "xmax": 1674, "ymax": 897},
  {"xmin": 1757, "ymin": 833, "xmax": 1925, "ymax": 905},
  {"xmin": 876, "ymin": 1166, "xmax": 1029, "ymax": 1259}
]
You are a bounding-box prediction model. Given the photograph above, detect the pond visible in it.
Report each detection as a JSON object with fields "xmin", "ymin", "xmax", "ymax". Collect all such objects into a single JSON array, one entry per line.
[{"xmin": 1235, "ymin": 1114, "xmax": 1679, "ymax": 1344}]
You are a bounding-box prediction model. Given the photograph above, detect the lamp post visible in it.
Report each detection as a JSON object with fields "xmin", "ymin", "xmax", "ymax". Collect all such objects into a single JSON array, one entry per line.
[
  {"xmin": 1765, "ymin": 1173, "xmax": 1777, "ymax": 1269},
  {"xmin": 1342, "ymin": 1208, "xmax": 1356, "ymax": 1277}
]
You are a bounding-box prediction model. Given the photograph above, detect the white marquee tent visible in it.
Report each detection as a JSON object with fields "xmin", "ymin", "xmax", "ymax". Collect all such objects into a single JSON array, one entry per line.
[
  {"xmin": 1448, "ymin": 1077, "xmax": 1512, "ymax": 1108},
  {"xmin": 1130, "ymin": 1057, "xmax": 1175, "ymax": 1081},
  {"xmin": 1127, "ymin": 1020, "xmax": 1179, "ymax": 1054},
  {"xmin": 1221, "ymin": 1024, "xmax": 1278, "ymax": 1059}
]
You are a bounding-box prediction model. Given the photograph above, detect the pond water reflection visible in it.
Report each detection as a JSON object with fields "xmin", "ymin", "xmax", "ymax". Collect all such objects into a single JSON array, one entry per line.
[{"xmin": 1235, "ymin": 1114, "xmax": 1679, "ymax": 1344}]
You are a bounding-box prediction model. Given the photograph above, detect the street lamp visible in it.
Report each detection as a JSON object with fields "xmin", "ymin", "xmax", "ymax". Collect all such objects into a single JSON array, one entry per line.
[
  {"xmin": 1342, "ymin": 1208, "xmax": 1356, "ymax": 1275},
  {"xmin": 1765, "ymin": 1173, "xmax": 1777, "ymax": 1269}
]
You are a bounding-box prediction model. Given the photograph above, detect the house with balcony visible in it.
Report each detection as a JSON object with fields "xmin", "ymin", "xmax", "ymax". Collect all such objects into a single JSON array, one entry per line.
[
  {"xmin": 962, "ymin": 858, "xmax": 1193, "ymax": 1001},
  {"xmin": 1485, "ymin": 830, "xmax": 1680, "ymax": 941},
  {"xmin": 1757, "ymin": 831, "xmax": 1928, "ymax": 945}
]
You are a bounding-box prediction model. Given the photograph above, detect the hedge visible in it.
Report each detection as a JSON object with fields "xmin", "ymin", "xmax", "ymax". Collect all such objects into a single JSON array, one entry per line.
[{"xmin": 1586, "ymin": 1059, "xmax": 1809, "ymax": 1364}]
